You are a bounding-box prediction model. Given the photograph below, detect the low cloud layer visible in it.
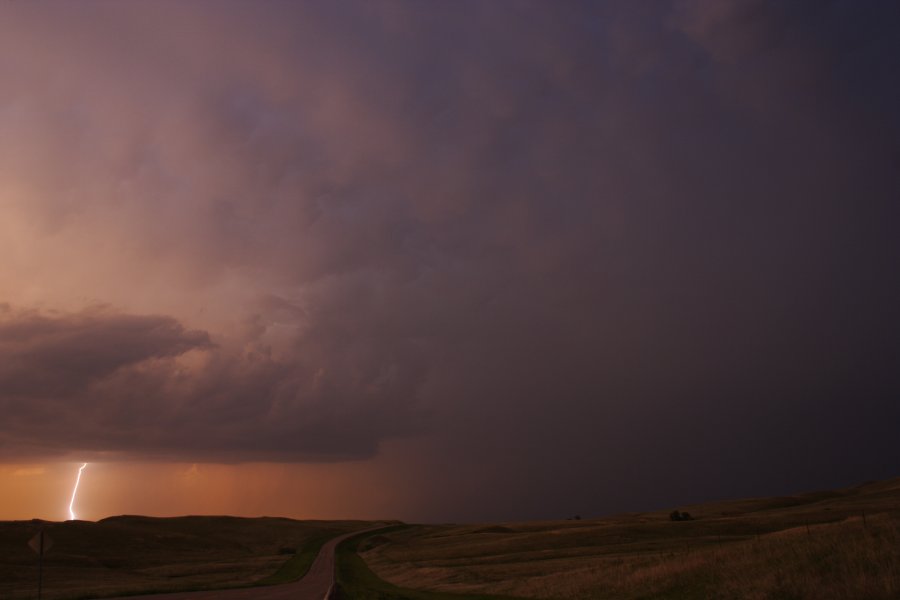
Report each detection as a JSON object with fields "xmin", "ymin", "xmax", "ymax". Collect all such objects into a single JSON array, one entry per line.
[
  {"xmin": 0, "ymin": 303, "xmax": 426, "ymax": 461},
  {"xmin": 0, "ymin": 1, "xmax": 898, "ymax": 517}
]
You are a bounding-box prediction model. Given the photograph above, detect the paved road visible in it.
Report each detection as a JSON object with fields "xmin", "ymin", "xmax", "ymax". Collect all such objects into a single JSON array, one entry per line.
[{"xmin": 103, "ymin": 528, "xmax": 369, "ymax": 600}]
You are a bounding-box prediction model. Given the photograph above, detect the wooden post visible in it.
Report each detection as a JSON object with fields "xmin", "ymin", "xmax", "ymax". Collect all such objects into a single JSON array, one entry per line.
[{"xmin": 37, "ymin": 530, "xmax": 44, "ymax": 600}]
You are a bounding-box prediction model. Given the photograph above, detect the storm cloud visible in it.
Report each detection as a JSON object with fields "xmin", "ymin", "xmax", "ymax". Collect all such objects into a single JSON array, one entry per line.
[
  {"xmin": 0, "ymin": 301, "xmax": 427, "ymax": 461},
  {"xmin": 0, "ymin": 1, "xmax": 898, "ymax": 518}
]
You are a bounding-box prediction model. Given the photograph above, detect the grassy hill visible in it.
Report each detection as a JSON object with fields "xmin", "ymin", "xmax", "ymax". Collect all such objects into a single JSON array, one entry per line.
[
  {"xmin": 0, "ymin": 515, "xmax": 373, "ymax": 600},
  {"xmin": 3, "ymin": 478, "xmax": 898, "ymax": 600},
  {"xmin": 358, "ymin": 478, "xmax": 900, "ymax": 599}
]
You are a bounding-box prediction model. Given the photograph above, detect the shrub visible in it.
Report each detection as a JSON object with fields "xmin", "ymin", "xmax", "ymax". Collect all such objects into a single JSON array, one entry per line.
[{"xmin": 670, "ymin": 510, "xmax": 692, "ymax": 521}]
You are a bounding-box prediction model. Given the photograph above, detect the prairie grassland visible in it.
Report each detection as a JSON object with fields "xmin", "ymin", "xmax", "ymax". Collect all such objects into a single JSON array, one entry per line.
[
  {"xmin": 335, "ymin": 525, "xmax": 523, "ymax": 600},
  {"xmin": 0, "ymin": 515, "xmax": 371, "ymax": 600},
  {"xmin": 363, "ymin": 478, "xmax": 900, "ymax": 599}
]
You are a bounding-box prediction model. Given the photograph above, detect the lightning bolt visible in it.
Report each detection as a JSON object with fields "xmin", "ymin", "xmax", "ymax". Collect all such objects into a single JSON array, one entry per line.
[{"xmin": 68, "ymin": 463, "xmax": 88, "ymax": 521}]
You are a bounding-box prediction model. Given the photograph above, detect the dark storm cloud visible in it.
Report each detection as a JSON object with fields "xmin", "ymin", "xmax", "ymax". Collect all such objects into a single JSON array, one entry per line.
[
  {"xmin": 0, "ymin": 305, "xmax": 210, "ymax": 397},
  {"xmin": 0, "ymin": 0, "xmax": 898, "ymax": 517},
  {"xmin": 0, "ymin": 303, "xmax": 426, "ymax": 461}
]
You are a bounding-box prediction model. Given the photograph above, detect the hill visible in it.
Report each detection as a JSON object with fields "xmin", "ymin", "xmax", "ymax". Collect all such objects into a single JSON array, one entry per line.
[
  {"xmin": 357, "ymin": 478, "xmax": 900, "ymax": 599},
  {"xmin": 0, "ymin": 515, "xmax": 372, "ymax": 600},
  {"xmin": 3, "ymin": 478, "xmax": 898, "ymax": 599}
]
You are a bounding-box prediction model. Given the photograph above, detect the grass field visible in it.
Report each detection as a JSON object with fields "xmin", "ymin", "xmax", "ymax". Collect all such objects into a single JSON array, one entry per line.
[
  {"xmin": 360, "ymin": 478, "xmax": 900, "ymax": 599},
  {"xmin": 3, "ymin": 479, "xmax": 898, "ymax": 600},
  {"xmin": 0, "ymin": 515, "xmax": 371, "ymax": 600},
  {"xmin": 334, "ymin": 525, "xmax": 523, "ymax": 600}
]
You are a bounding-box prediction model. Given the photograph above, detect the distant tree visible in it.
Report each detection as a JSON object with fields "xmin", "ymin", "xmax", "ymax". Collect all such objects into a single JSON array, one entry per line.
[
  {"xmin": 680, "ymin": 512, "xmax": 693, "ymax": 521},
  {"xmin": 670, "ymin": 510, "xmax": 683, "ymax": 521}
]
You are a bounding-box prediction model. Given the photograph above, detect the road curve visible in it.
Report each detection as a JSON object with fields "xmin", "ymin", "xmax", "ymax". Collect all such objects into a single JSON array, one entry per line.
[{"xmin": 102, "ymin": 528, "xmax": 373, "ymax": 600}]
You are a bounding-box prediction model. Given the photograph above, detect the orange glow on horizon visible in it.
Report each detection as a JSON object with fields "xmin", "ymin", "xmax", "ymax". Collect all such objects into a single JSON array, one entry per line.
[{"xmin": 0, "ymin": 440, "xmax": 429, "ymax": 522}]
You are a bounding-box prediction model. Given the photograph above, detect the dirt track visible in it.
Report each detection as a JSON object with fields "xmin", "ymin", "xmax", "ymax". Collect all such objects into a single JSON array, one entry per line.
[{"xmin": 102, "ymin": 529, "xmax": 362, "ymax": 600}]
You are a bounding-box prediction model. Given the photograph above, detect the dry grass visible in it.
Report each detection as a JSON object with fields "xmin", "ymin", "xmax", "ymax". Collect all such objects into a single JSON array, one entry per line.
[
  {"xmin": 363, "ymin": 478, "xmax": 900, "ymax": 599},
  {"xmin": 0, "ymin": 515, "xmax": 371, "ymax": 600}
]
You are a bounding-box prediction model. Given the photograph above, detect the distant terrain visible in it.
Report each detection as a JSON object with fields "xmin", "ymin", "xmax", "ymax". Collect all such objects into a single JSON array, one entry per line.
[
  {"xmin": 0, "ymin": 516, "xmax": 372, "ymax": 600},
  {"xmin": 2, "ymin": 478, "xmax": 898, "ymax": 600}
]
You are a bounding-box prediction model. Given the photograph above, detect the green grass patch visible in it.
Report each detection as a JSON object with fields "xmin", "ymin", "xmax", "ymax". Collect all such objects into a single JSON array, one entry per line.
[
  {"xmin": 255, "ymin": 530, "xmax": 334, "ymax": 585},
  {"xmin": 334, "ymin": 526, "xmax": 524, "ymax": 600}
]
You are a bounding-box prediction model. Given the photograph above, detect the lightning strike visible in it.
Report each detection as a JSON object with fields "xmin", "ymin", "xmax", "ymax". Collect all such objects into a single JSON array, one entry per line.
[{"xmin": 68, "ymin": 463, "xmax": 88, "ymax": 521}]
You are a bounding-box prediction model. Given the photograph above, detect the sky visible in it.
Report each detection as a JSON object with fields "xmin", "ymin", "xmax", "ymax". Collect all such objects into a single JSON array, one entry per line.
[{"xmin": 1, "ymin": 0, "xmax": 899, "ymax": 523}]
